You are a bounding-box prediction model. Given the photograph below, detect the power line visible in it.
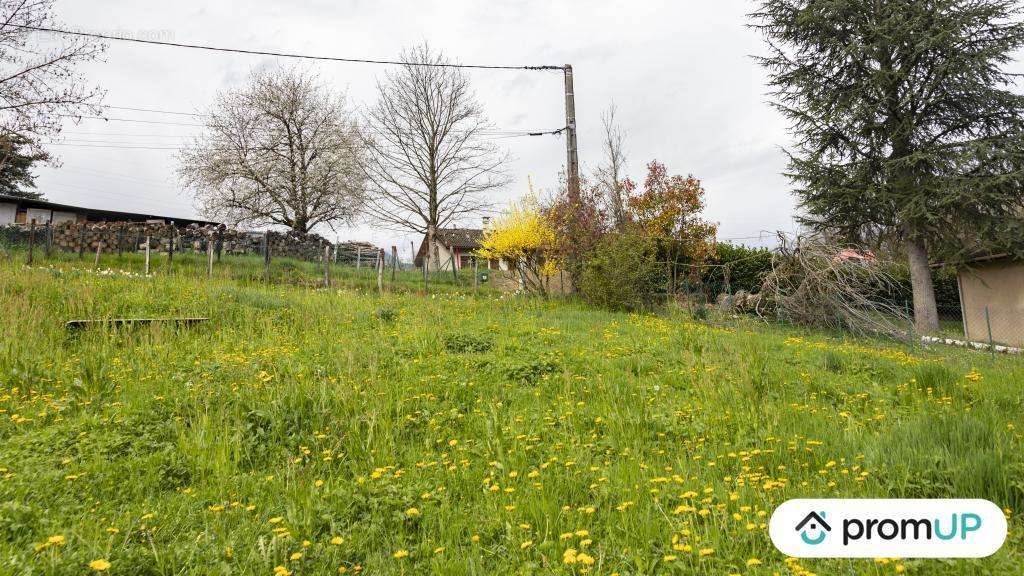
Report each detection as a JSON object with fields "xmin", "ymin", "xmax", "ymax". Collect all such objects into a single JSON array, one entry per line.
[
  {"xmin": 13, "ymin": 24, "xmax": 565, "ymax": 71},
  {"xmin": 44, "ymin": 126, "xmax": 567, "ymax": 150},
  {"xmin": 44, "ymin": 143, "xmax": 183, "ymax": 150},
  {"xmin": 59, "ymin": 132, "xmax": 195, "ymax": 138},
  {"xmin": 42, "ymin": 182, "xmax": 192, "ymax": 210},
  {"xmin": 102, "ymin": 105, "xmax": 202, "ymax": 117},
  {"xmin": 60, "ymin": 115, "xmax": 204, "ymax": 127},
  {"xmin": 60, "ymin": 114, "xmax": 566, "ymax": 137},
  {"xmin": 57, "ymin": 165, "xmax": 180, "ymax": 187}
]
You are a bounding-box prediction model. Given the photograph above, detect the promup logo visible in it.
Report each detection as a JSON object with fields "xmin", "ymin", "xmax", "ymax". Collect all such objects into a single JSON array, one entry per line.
[
  {"xmin": 795, "ymin": 512, "xmax": 831, "ymax": 545},
  {"xmin": 770, "ymin": 499, "xmax": 1007, "ymax": 558}
]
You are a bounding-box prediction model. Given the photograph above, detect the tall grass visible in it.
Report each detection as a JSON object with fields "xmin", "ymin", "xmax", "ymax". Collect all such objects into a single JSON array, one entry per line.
[{"xmin": 0, "ymin": 258, "xmax": 1021, "ymax": 575}]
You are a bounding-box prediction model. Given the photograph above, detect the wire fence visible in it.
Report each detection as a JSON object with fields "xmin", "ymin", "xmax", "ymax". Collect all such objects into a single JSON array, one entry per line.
[
  {"xmin": 4, "ymin": 221, "xmax": 1021, "ymax": 353},
  {"xmin": 666, "ymin": 260, "xmax": 1023, "ymax": 357},
  {"xmin": 0, "ymin": 222, "xmax": 500, "ymax": 294}
]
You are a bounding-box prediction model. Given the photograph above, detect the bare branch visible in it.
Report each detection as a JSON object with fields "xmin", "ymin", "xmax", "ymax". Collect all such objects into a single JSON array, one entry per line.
[
  {"xmin": 0, "ymin": 0, "xmax": 106, "ymax": 159},
  {"xmin": 359, "ymin": 43, "xmax": 510, "ymax": 263},
  {"xmin": 178, "ymin": 66, "xmax": 365, "ymax": 233}
]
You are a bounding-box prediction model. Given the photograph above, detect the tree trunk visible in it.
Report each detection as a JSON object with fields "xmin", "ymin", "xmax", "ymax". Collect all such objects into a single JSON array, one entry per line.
[
  {"xmin": 905, "ymin": 238, "xmax": 940, "ymax": 335},
  {"xmin": 426, "ymin": 224, "xmax": 438, "ymax": 272}
]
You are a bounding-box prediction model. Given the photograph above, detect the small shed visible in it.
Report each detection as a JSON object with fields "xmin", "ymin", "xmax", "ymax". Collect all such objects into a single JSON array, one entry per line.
[{"xmin": 957, "ymin": 255, "xmax": 1024, "ymax": 347}]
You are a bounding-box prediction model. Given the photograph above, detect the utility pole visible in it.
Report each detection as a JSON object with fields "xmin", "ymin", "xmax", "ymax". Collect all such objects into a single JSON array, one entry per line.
[{"xmin": 564, "ymin": 64, "xmax": 580, "ymax": 201}]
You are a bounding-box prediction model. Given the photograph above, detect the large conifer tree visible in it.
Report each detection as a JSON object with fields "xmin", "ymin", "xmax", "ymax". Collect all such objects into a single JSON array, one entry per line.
[{"xmin": 753, "ymin": 0, "xmax": 1024, "ymax": 333}]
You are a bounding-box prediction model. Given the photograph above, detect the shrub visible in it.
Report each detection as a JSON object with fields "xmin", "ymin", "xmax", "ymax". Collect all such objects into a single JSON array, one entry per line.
[
  {"xmin": 478, "ymin": 197, "xmax": 559, "ymax": 296},
  {"xmin": 702, "ymin": 243, "xmax": 774, "ymax": 295},
  {"xmin": 578, "ymin": 231, "xmax": 662, "ymax": 311},
  {"xmin": 500, "ymin": 357, "xmax": 561, "ymax": 384},
  {"xmin": 443, "ymin": 333, "xmax": 493, "ymax": 354}
]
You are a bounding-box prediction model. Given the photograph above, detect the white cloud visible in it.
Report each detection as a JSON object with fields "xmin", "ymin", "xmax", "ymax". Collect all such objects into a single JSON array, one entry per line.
[{"xmin": 36, "ymin": 0, "xmax": 798, "ymax": 260}]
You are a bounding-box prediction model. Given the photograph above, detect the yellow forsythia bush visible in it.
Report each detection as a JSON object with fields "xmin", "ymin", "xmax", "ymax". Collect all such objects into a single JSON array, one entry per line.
[{"xmin": 477, "ymin": 197, "xmax": 559, "ymax": 295}]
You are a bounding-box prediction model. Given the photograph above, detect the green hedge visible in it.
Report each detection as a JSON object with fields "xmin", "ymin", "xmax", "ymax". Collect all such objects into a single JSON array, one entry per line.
[{"xmin": 699, "ymin": 243, "xmax": 961, "ymax": 313}]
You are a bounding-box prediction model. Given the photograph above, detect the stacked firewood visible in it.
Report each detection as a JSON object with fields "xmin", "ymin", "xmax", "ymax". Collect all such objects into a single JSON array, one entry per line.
[{"xmin": 43, "ymin": 221, "xmax": 338, "ymax": 261}]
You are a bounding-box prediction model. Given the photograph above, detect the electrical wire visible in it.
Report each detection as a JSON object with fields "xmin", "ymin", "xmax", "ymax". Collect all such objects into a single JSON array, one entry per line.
[
  {"xmin": 60, "ymin": 114, "xmax": 566, "ymax": 138},
  {"xmin": 59, "ymin": 115, "xmax": 205, "ymax": 127},
  {"xmin": 12, "ymin": 24, "xmax": 565, "ymax": 71},
  {"xmin": 101, "ymin": 105, "xmax": 203, "ymax": 117}
]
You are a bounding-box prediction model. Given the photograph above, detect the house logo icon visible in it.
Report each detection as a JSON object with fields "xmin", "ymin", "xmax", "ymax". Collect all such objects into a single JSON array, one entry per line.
[{"xmin": 795, "ymin": 511, "xmax": 831, "ymax": 545}]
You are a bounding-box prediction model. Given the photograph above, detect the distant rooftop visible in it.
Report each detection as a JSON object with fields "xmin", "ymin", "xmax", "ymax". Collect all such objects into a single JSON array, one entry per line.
[{"xmin": 0, "ymin": 194, "xmax": 220, "ymax": 227}]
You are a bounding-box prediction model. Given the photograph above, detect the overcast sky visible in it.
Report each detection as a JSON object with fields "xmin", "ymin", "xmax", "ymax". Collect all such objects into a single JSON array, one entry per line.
[{"xmin": 35, "ymin": 0, "xmax": 797, "ymax": 259}]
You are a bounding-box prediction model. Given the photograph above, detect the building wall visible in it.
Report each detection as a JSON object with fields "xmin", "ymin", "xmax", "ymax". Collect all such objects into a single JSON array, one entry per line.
[
  {"xmin": 0, "ymin": 203, "xmax": 14, "ymax": 225},
  {"xmin": 958, "ymin": 258, "xmax": 1024, "ymax": 347},
  {"xmin": 428, "ymin": 243, "xmax": 456, "ymax": 271},
  {"xmin": 26, "ymin": 208, "xmax": 53, "ymax": 224}
]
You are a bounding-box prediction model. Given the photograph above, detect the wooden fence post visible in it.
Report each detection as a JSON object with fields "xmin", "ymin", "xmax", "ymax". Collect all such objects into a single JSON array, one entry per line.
[
  {"xmin": 78, "ymin": 225, "xmax": 85, "ymax": 260},
  {"xmin": 324, "ymin": 244, "xmax": 331, "ymax": 288},
  {"xmin": 26, "ymin": 219, "xmax": 35, "ymax": 265},
  {"xmin": 451, "ymin": 254, "xmax": 458, "ymax": 283},
  {"xmin": 423, "ymin": 250, "xmax": 429, "ymax": 294},
  {"xmin": 94, "ymin": 240, "xmax": 102, "ymax": 268},
  {"xmin": 985, "ymin": 305, "xmax": 996, "ymax": 361},
  {"xmin": 391, "ymin": 246, "xmax": 398, "ymax": 283},
  {"xmin": 167, "ymin": 223, "xmax": 175, "ymax": 268},
  {"xmin": 357, "ymin": 246, "xmax": 362, "ymax": 270},
  {"xmin": 473, "ymin": 257, "xmax": 479, "ymax": 293},
  {"xmin": 207, "ymin": 238, "xmax": 215, "ymax": 278},
  {"xmin": 377, "ymin": 249, "xmax": 385, "ymax": 294},
  {"xmin": 263, "ymin": 231, "xmax": 271, "ymax": 283},
  {"xmin": 144, "ymin": 235, "xmax": 151, "ymax": 275}
]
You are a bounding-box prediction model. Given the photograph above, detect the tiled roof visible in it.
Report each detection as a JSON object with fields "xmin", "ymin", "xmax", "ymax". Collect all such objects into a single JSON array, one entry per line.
[{"xmin": 435, "ymin": 228, "xmax": 484, "ymax": 249}]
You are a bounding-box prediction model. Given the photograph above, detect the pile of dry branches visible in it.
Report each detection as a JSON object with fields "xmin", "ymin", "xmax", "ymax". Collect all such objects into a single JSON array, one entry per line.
[{"xmin": 757, "ymin": 235, "xmax": 911, "ymax": 338}]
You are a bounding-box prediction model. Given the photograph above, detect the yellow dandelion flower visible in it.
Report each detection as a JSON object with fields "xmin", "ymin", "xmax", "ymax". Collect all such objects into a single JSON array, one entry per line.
[
  {"xmin": 405, "ymin": 507, "xmax": 421, "ymax": 518},
  {"xmin": 88, "ymin": 559, "xmax": 112, "ymax": 572},
  {"xmin": 699, "ymin": 548, "xmax": 715, "ymax": 557},
  {"xmin": 330, "ymin": 536, "xmax": 344, "ymax": 545},
  {"xmin": 747, "ymin": 558, "xmax": 762, "ymax": 566},
  {"xmin": 393, "ymin": 549, "xmax": 409, "ymax": 559}
]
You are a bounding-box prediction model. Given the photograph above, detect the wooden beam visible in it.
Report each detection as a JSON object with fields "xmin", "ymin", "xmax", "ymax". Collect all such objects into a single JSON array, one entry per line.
[{"xmin": 65, "ymin": 317, "xmax": 209, "ymax": 330}]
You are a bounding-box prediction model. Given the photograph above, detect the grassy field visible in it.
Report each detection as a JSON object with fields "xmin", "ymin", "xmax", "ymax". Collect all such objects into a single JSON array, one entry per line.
[{"xmin": 0, "ymin": 256, "xmax": 1021, "ymax": 575}]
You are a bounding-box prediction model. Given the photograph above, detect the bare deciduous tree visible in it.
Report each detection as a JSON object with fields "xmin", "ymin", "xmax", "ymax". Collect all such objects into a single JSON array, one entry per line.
[
  {"xmin": 0, "ymin": 0, "xmax": 106, "ymax": 159},
  {"xmin": 361, "ymin": 44, "xmax": 509, "ymax": 267},
  {"xmin": 595, "ymin": 103, "xmax": 629, "ymax": 229},
  {"xmin": 179, "ymin": 67, "xmax": 365, "ymax": 233}
]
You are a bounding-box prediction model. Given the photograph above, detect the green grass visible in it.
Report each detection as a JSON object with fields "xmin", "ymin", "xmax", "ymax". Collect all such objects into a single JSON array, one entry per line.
[
  {"xmin": 0, "ymin": 256, "xmax": 1021, "ymax": 575},
  {"xmin": 13, "ymin": 247, "xmax": 484, "ymax": 294}
]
